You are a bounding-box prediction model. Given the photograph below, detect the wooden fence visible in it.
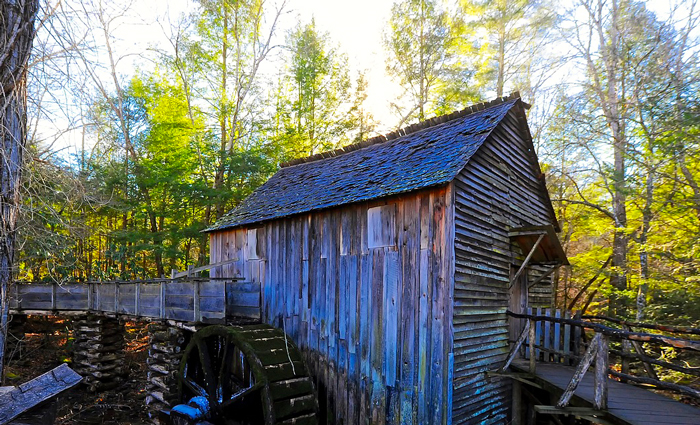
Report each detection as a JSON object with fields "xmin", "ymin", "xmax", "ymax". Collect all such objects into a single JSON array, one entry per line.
[
  {"xmin": 9, "ymin": 279, "xmax": 261, "ymax": 324},
  {"xmin": 503, "ymin": 309, "xmax": 700, "ymax": 409}
]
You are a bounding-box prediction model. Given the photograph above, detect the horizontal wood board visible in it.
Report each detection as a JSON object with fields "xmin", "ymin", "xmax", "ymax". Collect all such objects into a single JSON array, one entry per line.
[{"xmin": 452, "ymin": 108, "xmax": 557, "ymax": 424}]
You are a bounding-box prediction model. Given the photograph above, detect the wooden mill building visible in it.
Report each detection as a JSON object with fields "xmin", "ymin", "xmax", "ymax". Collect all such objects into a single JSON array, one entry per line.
[{"xmin": 205, "ymin": 93, "xmax": 568, "ymax": 424}]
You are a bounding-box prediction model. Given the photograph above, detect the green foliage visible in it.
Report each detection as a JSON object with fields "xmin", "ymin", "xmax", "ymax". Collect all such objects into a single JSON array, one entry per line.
[
  {"xmin": 459, "ymin": 0, "xmax": 556, "ymax": 99},
  {"xmin": 276, "ymin": 20, "xmax": 353, "ymax": 157},
  {"xmin": 15, "ymin": 0, "xmax": 700, "ymax": 332},
  {"xmin": 384, "ymin": 0, "xmax": 475, "ymax": 123},
  {"xmin": 541, "ymin": 0, "xmax": 700, "ymax": 326}
]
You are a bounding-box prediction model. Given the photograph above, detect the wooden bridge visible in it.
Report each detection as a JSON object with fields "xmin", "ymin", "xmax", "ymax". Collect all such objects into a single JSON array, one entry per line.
[
  {"xmin": 8, "ymin": 278, "xmax": 261, "ymax": 323},
  {"xmin": 500, "ymin": 309, "xmax": 700, "ymax": 425}
]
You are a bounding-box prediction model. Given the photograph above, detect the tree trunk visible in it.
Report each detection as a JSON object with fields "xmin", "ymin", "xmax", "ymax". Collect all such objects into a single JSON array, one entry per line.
[
  {"xmin": 0, "ymin": 0, "xmax": 38, "ymax": 381},
  {"xmin": 214, "ymin": 3, "xmax": 229, "ymax": 219}
]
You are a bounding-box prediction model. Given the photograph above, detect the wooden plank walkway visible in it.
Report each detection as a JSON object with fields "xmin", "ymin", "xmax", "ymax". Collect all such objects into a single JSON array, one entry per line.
[{"xmin": 512, "ymin": 359, "xmax": 700, "ymax": 425}]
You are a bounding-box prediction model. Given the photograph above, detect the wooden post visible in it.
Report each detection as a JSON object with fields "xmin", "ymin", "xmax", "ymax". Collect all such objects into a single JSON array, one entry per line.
[
  {"xmin": 114, "ymin": 283, "xmax": 120, "ymax": 314},
  {"xmin": 502, "ymin": 320, "xmax": 530, "ymax": 372},
  {"xmin": 194, "ymin": 280, "xmax": 200, "ymax": 322},
  {"xmin": 621, "ymin": 339, "xmax": 631, "ymax": 378},
  {"xmin": 159, "ymin": 281, "xmax": 165, "ymax": 319},
  {"xmin": 87, "ymin": 283, "xmax": 93, "ymax": 311},
  {"xmin": 557, "ymin": 333, "xmax": 600, "ymax": 408},
  {"xmin": 51, "ymin": 283, "xmax": 57, "ymax": 311},
  {"xmin": 512, "ymin": 380, "xmax": 522, "ymax": 425},
  {"xmin": 13, "ymin": 284, "xmax": 20, "ymax": 310},
  {"xmin": 529, "ymin": 318, "xmax": 536, "ymax": 374},
  {"xmin": 135, "ymin": 282, "xmax": 141, "ymax": 317},
  {"xmin": 510, "ymin": 233, "xmax": 545, "ymax": 288},
  {"xmin": 594, "ymin": 334, "xmax": 609, "ymax": 410}
]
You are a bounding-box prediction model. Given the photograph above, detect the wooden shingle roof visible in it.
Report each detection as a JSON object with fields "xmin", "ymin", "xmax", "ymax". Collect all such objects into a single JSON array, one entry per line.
[{"xmin": 207, "ymin": 95, "xmax": 522, "ymax": 232}]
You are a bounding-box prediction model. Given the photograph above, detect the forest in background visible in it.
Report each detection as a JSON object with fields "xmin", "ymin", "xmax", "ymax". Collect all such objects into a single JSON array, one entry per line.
[{"xmin": 12, "ymin": 0, "xmax": 700, "ymax": 327}]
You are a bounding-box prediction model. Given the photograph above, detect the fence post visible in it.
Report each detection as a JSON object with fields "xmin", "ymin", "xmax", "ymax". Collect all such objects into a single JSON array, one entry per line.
[
  {"xmin": 594, "ymin": 333, "xmax": 609, "ymax": 409},
  {"xmin": 529, "ymin": 318, "xmax": 536, "ymax": 374}
]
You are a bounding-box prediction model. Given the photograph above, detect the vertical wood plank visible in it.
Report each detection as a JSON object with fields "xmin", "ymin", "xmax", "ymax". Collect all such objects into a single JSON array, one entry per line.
[
  {"xmin": 347, "ymin": 253, "xmax": 359, "ymax": 424},
  {"xmin": 383, "ymin": 251, "xmax": 400, "ymax": 385},
  {"xmin": 543, "ymin": 308, "xmax": 551, "ymax": 362},
  {"xmin": 429, "ymin": 190, "xmax": 445, "ymax": 425},
  {"xmin": 370, "ymin": 248, "xmax": 385, "ymax": 424},
  {"xmin": 417, "ymin": 192, "xmax": 431, "ymax": 424},
  {"xmin": 399, "ymin": 196, "xmax": 418, "ymax": 424},
  {"xmin": 564, "ymin": 311, "xmax": 571, "ymax": 365},
  {"xmin": 358, "ymin": 250, "xmax": 372, "ymax": 425},
  {"xmin": 444, "ymin": 183, "xmax": 455, "ymax": 425},
  {"xmin": 554, "ymin": 309, "xmax": 561, "ymax": 362},
  {"xmin": 535, "ymin": 307, "xmax": 542, "ymax": 359}
]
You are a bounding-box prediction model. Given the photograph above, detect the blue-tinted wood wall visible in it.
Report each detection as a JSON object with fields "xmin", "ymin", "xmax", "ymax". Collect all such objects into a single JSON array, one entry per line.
[{"xmin": 210, "ymin": 186, "xmax": 455, "ymax": 424}]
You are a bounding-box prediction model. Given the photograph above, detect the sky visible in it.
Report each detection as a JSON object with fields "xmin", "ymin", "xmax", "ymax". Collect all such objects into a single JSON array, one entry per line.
[
  {"xmin": 37, "ymin": 0, "xmax": 402, "ymax": 159},
  {"xmin": 35, "ymin": 0, "xmax": 699, "ymax": 160}
]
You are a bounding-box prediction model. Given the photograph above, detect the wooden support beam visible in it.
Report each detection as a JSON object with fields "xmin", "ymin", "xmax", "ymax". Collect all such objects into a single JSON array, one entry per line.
[
  {"xmin": 557, "ymin": 333, "xmax": 601, "ymax": 408},
  {"xmin": 594, "ymin": 334, "xmax": 609, "ymax": 409},
  {"xmin": 502, "ymin": 320, "xmax": 530, "ymax": 372},
  {"xmin": 510, "ymin": 233, "xmax": 545, "ymax": 288},
  {"xmin": 487, "ymin": 372, "xmax": 543, "ymax": 390},
  {"xmin": 534, "ymin": 406, "xmax": 617, "ymax": 425},
  {"xmin": 623, "ymin": 324, "xmax": 659, "ymax": 380}
]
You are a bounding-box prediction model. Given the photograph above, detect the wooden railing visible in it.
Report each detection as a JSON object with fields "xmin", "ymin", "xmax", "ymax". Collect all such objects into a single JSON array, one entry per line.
[
  {"xmin": 502, "ymin": 310, "xmax": 700, "ymax": 410},
  {"xmin": 9, "ymin": 278, "xmax": 261, "ymax": 324}
]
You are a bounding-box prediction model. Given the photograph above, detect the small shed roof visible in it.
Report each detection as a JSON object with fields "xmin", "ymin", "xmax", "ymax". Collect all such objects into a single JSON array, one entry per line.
[{"xmin": 208, "ymin": 95, "xmax": 522, "ymax": 232}]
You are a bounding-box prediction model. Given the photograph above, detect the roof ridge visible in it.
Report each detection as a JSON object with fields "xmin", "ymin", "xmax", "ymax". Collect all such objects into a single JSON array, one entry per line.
[{"xmin": 279, "ymin": 92, "xmax": 522, "ymax": 168}]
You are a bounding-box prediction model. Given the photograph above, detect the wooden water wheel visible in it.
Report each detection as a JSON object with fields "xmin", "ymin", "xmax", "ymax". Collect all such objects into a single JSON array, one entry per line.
[{"xmin": 171, "ymin": 324, "xmax": 318, "ymax": 425}]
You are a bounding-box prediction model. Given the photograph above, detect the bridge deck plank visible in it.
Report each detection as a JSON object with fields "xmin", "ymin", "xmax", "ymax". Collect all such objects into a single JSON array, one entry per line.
[{"xmin": 512, "ymin": 359, "xmax": 700, "ymax": 425}]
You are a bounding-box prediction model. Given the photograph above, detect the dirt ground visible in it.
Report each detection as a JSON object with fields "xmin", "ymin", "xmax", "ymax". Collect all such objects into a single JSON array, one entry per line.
[{"xmin": 5, "ymin": 317, "xmax": 152, "ymax": 425}]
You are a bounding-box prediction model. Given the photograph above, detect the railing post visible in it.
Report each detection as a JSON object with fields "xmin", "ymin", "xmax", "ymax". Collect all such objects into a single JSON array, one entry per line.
[
  {"xmin": 529, "ymin": 318, "xmax": 536, "ymax": 374},
  {"xmin": 135, "ymin": 282, "xmax": 141, "ymax": 317},
  {"xmin": 51, "ymin": 283, "xmax": 57, "ymax": 311},
  {"xmin": 194, "ymin": 280, "xmax": 200, "ymax": 322},
  {"xmin": 594, "ymin": 333, "xmax": 609, "ymax": 410},
  {"xmin": 159, "ymin": 281, "xmax": 165, "ymax": 319},
  {"xmin": 557, "ymin": 333, "xmax": 600, "ymax": 408},
  {"xmin": 115, "ymin": 282, "xmax": 120, "ymax": 314}
]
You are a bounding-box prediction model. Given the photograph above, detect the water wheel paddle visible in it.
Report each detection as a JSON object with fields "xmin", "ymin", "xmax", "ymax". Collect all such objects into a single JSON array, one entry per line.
[{"xmin": 172, "ymin": 324, "xmax": 318, "ymax": 425}]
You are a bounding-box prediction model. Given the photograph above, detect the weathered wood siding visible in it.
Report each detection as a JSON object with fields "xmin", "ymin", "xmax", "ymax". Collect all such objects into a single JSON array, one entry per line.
[
  {"xmin": 210, "ymin": 186, "xmax": 454, "ymax": 425},
  {"xmin": 452, "ymin": 108, "xmax": 555, "ymax": 424}
]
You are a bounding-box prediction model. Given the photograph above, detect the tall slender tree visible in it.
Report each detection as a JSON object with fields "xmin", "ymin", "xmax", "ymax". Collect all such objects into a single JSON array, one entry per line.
[
  {"xmin": 384, "ymin": 0, "xmax": 466, "ymax": 125},
  {"xmin": 460, "ymin": 0, "xmax": 556, "ymax": 100},
  {"xmin": 273, "ymin": 20, "xmax": 360, "ymax": 159}
]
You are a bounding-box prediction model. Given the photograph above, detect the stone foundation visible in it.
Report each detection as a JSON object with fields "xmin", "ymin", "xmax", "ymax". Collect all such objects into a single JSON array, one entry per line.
[
  {"xmin": 71, "ymin": 315, "xmax": 126, "ymax": 392},
  {"xmin": 145, "ymin": 322, "xmax": 187, "ymax": 422}
]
